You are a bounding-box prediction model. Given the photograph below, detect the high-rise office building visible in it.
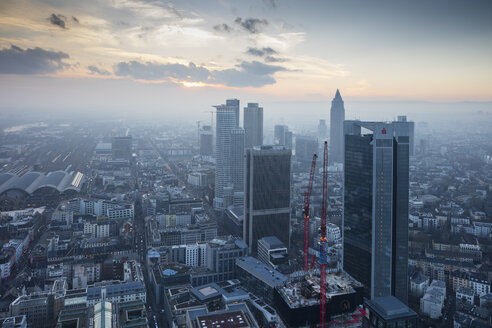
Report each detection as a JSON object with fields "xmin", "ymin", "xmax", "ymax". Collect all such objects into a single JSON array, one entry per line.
[
  {"xmin": 244, "ymin": 146, "xmax": 291, "ymax": 254},
  {"xmin": 199, "ymin": 125, "xmax": 213, "ymax": 156},
  {"xmin": 230, "ymin": 128, "xmax": 245, "ymax": 196},
  {"xmin": 112, "ymin": 136, "xmax": 132, "ymax": 160},
  {"xmin": 396, "ymin": 116, "xmax": 415, "ymax": 156},
  {"xmin": 274, "ymin": 125, "xmax": 286, "ymax": 145},
  {"xmin": 214, "ymin": 101, "xmax": 244, "ymax": 211},
  {"xmin": 226, "ymin": 99, "xmax": 240, "ymax": 128},
  {"xmin": 284, "ymin": 130, "xmax": 293, "ymax": 150},
  {"xmin": 295, "ymin": 135, "xmax": 318, "ymax": 163},
  {"xmin": 214, "ymin": 103, "xmax": 236, "ymax": 210},
  {"xmin": 343, "ymin": 120, "xmax": 410, "ymax": 303},
  {"xmin": 329, "ymin": 89, "xmax": 345, "ymax": 163},
  {"xmin": 318, "ymin": 119, "xmax": 327, "ymax": 140},
  {"xmin": 274, "ymin": 125, "xmax": 292, "ymax": 149},
  {"xmin": 244, "ymin": 103, "xmax": 263, "ymax": 148}
]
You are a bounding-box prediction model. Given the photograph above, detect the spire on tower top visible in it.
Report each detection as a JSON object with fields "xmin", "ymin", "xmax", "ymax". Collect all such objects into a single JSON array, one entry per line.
[{"xmin": 334, "ymin": 89, "xmax": 342, "ymax": 100}]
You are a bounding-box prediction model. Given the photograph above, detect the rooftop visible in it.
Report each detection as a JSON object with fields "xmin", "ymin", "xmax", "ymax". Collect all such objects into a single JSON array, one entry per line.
[
  {"xmin": 187, "ymin": 303, "xmax": 256, "ymax": 328},
  {"xmin": 258, "ymin": 236, "xmax": 285, "ymax": 249},
  {"xmin": 410, "ymin": 271, "xmax": 428, "ymax": 284},
  {"xmin": 365, "ymin": 296, "xmax": 418, "ymax": 321},
  {"xmin": 457, "ymin": 286, "xmax": 475, "ymax": 297},
  {"xmin": 196, "ymin": 311, "xmax": 249, "ymax": 328},
  {"xmin": 235, "ymin": 257, "xmax": 287, "ymax": 288},
  {"xmin": 0, "ymin": 170, "xmax": 85, "ymax": 195},
  {"xmin": 190, "ymin": 283, "xmax": 225, "ymax": 302}
]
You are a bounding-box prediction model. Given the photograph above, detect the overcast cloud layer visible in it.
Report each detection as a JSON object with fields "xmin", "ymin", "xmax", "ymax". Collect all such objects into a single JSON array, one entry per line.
[{"xmin": 0, "ymin": 0, "xmax": 491, "ymax": 110}]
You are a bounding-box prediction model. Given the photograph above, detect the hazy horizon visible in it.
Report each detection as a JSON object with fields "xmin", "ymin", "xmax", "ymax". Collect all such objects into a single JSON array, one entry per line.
[{"xmin": 1, "ymin": 0, "xmax": 491, "ymax": 119}]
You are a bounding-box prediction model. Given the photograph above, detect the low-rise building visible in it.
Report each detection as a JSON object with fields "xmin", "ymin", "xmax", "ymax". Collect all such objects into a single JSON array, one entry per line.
[
  {"xmin": 186, "ymin": 303, "xmax": 259, "ymax": 328},
  {"xmin": 236, "ymin": 257, "xmax": 287, "ymax": 305},
  {"xmin": 450, "ymin": 271, "xmax": 491, "ymax": 296},
  {"xmin": 410, "ymin": 271, "xmax": 429, "ymax": 297},
  {"xmin": 456, "ymin": 286, "xmax": 475, "ymax": 305},
  {"xmin": 420, "ymin": 280, "xmax": 446, "ymax": 319},
  {"xmin": 2, "ymin": 315, "xmax": 27, "ymax": 328},
  {"xmin": 86, "ymin": 280, "xmax": 146, "ymax": 306},
  {"xmin": 257, "ymin": 236, "xmax": 288, "ymax": 269},
  {"xmin": 362, "ymin": 296, "xmax": 418, "ymax": 328}
]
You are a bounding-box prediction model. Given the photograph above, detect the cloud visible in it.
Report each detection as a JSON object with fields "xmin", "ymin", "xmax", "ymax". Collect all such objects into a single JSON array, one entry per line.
[
  {"xmin": 214, "ymin": 61, "xmax": 286, "ymax": 87},
  {"xmin": 265, "ymin": 56, "xmax": 287, "ymax": 63},
  {"xmin": 88, "ymin": 65, "xmax": 111, "ymax": 76},
  {"xmin": 245, "ymin": 47, "xmax": 287, "ymax": 64},
  {"xmin": 0, "ymin": 45, "xmax": 69, "ymax": 75},
  {"xmin": 234, "ymin": 17, "xmax": 268, "ymax": 34},
  {"xmin": 49, "ymin": 13, "xmax": 67, "ymax": 29},
  {"xmin": 246, "ymin": 47, "xmax": 278, "ymax": 57},
  {"xmin": 113, "ymin": 60, "xmax": 286, "ymax": 87},
  {"xmin": 213, "ymin": 23, "xmax": 232, "ymax": 33},
  {"xmin": 114, "ymin": 61, "xmax": 211, "ymax": 81}
]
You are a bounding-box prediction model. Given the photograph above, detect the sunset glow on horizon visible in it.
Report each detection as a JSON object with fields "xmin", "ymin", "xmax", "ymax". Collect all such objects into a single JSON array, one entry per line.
[{"xmin": 0, "ymin": 0, "xmax": 491, "ymax": 116}]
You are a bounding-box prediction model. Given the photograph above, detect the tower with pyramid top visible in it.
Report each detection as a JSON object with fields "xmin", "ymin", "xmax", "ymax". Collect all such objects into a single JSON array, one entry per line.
[{"xmin": 329, "ymin": 89, "xmax": 345, "ymax": 164}]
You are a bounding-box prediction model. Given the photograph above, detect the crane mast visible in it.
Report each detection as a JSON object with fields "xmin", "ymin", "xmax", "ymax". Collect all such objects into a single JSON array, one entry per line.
[
  {"xmin": 303, "ymin": 153, "xmax": 317, "ymax": 272},
  {"xmin": 319, "ymin": 141, "xmax": 329, "ymax": 328}
]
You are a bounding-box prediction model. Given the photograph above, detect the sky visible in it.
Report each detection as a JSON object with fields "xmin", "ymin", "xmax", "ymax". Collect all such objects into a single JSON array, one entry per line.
[{"xmin": 0, "ymin": 0, "xmax": 491, "ymax": 122}]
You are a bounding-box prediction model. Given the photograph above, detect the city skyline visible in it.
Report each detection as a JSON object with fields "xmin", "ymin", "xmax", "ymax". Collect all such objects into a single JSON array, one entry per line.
[
  {"xmin": 1, "ymin": 0, "xmax": 491, "ymax": 119},
  {"xmin": 0, "ymin": 1, "xmax": 491, "ymax": 327}
]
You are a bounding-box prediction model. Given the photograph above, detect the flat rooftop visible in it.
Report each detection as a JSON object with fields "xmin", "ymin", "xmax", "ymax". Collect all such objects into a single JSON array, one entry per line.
[
  {"xmin": 365, "ymin": 296, "xmax": 417, "ymax": 321},
  {"xmin": 236, "ymin": 257, "xmax": 287, "ymax": 288},
  {"xmin": 196, "ymin": 311, "xmax": 249, "ymax": 328}
]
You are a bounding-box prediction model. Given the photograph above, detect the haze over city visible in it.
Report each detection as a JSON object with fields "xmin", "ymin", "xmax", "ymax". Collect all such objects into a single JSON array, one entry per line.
[{"xmin": 1, "ymin": 0, "xmax": 491, "ymax": 124}]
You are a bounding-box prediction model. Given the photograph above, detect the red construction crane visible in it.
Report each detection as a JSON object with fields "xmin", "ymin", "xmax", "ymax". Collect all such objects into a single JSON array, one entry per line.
[
  {"xmin": 303, "ymin": 153, "xmax": 317, "ymax": 272},
  {"xmin": 319, "ymin": 141, "xmax": 329, "ymax": 328}
]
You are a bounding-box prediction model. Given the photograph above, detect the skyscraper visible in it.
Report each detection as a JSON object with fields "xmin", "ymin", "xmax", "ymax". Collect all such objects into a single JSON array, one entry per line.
[
  {"xmin": 244, "ymin": 103, "xmax": 263, "ymax": 148},
  {"xmin": 329, "ymin": 89, "xmax": 345, "ymax": 163},
  {"xmin": 343, "ymin": 120, "xmax": 410, "ymax": 303},
  {"xmin": 112, "ymin": 136, "xmax": 132, "ymax": 160},
  {"xmin": 226, "ymin": 99, "xmax": 240, "ymax": 128},
  {"xmin": 274, "ymin": 125, "xmax": 292, "ymax": 149},
  {"xmin": 213, "ymin": 102, "xmax": 237, "ymax": 211},
  {"xmin": 230, "ymin": 128, "xmax": 245, "ymax": 197},
  {"xmin": 199, "ymin": 125, "xmax": 213, "ymax": 156},
  {"xmin": 396, "ymin": 115, "xmax": 415, "ymax": 157},
  {"xmin": 244, "ymin": 146, "xmax": 291, "ymax": 254},
  {"xmin": 295, "ymin": 135, "xmax": 318, "ymax": 163}
]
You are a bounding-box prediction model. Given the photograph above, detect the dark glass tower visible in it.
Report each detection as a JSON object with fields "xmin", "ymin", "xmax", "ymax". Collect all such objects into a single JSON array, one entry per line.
[
  {"xmin": 343, "ymin": 120, "xmax": 410, "ymax": 304},
  {"xmin": 199, "ymin": 125, "xmax": 213, "ymax": 156},
  {"xmin": 244, "ymin": 103, "xmax": 263, "ymax": 148},
  {"xmin": 329, "ymin": 89, "xmax": 345, "ymax": 163},
  {"xmin": 244, "ymin": 146, "xmax": 291, "ymax": 254}
]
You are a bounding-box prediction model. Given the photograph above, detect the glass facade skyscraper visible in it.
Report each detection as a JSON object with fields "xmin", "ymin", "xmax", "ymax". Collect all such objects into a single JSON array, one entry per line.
[
  {"xmin": 244, "ymin": 146, "xmax": 291, "ymax": 254},
  {"xmin": 226, "ymin": 98, "xmax": 240, "ymax": 128},
  {"xmin": 244, "ymin": 103, "xmax": 263, "ymax": 148},
  {"xmin": 329, "ymin": 89, "xmax": 345, "ymax": 163},
  {"xmin": 213, "ymin": 100, "xmax": 243, "ymax": 211},
  {"xmin": 343, "ymin": 120, "xmax": 410, "ymax": 304}
]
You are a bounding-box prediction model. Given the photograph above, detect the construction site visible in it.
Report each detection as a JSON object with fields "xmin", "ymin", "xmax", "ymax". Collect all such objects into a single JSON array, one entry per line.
[
  {"xmin": 273, "ymin": 142, "xmax": 365, "ymax": 327},
  {"xmin": 273, "ymin": 270, "xmax": 364, "ymax": 327}
]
